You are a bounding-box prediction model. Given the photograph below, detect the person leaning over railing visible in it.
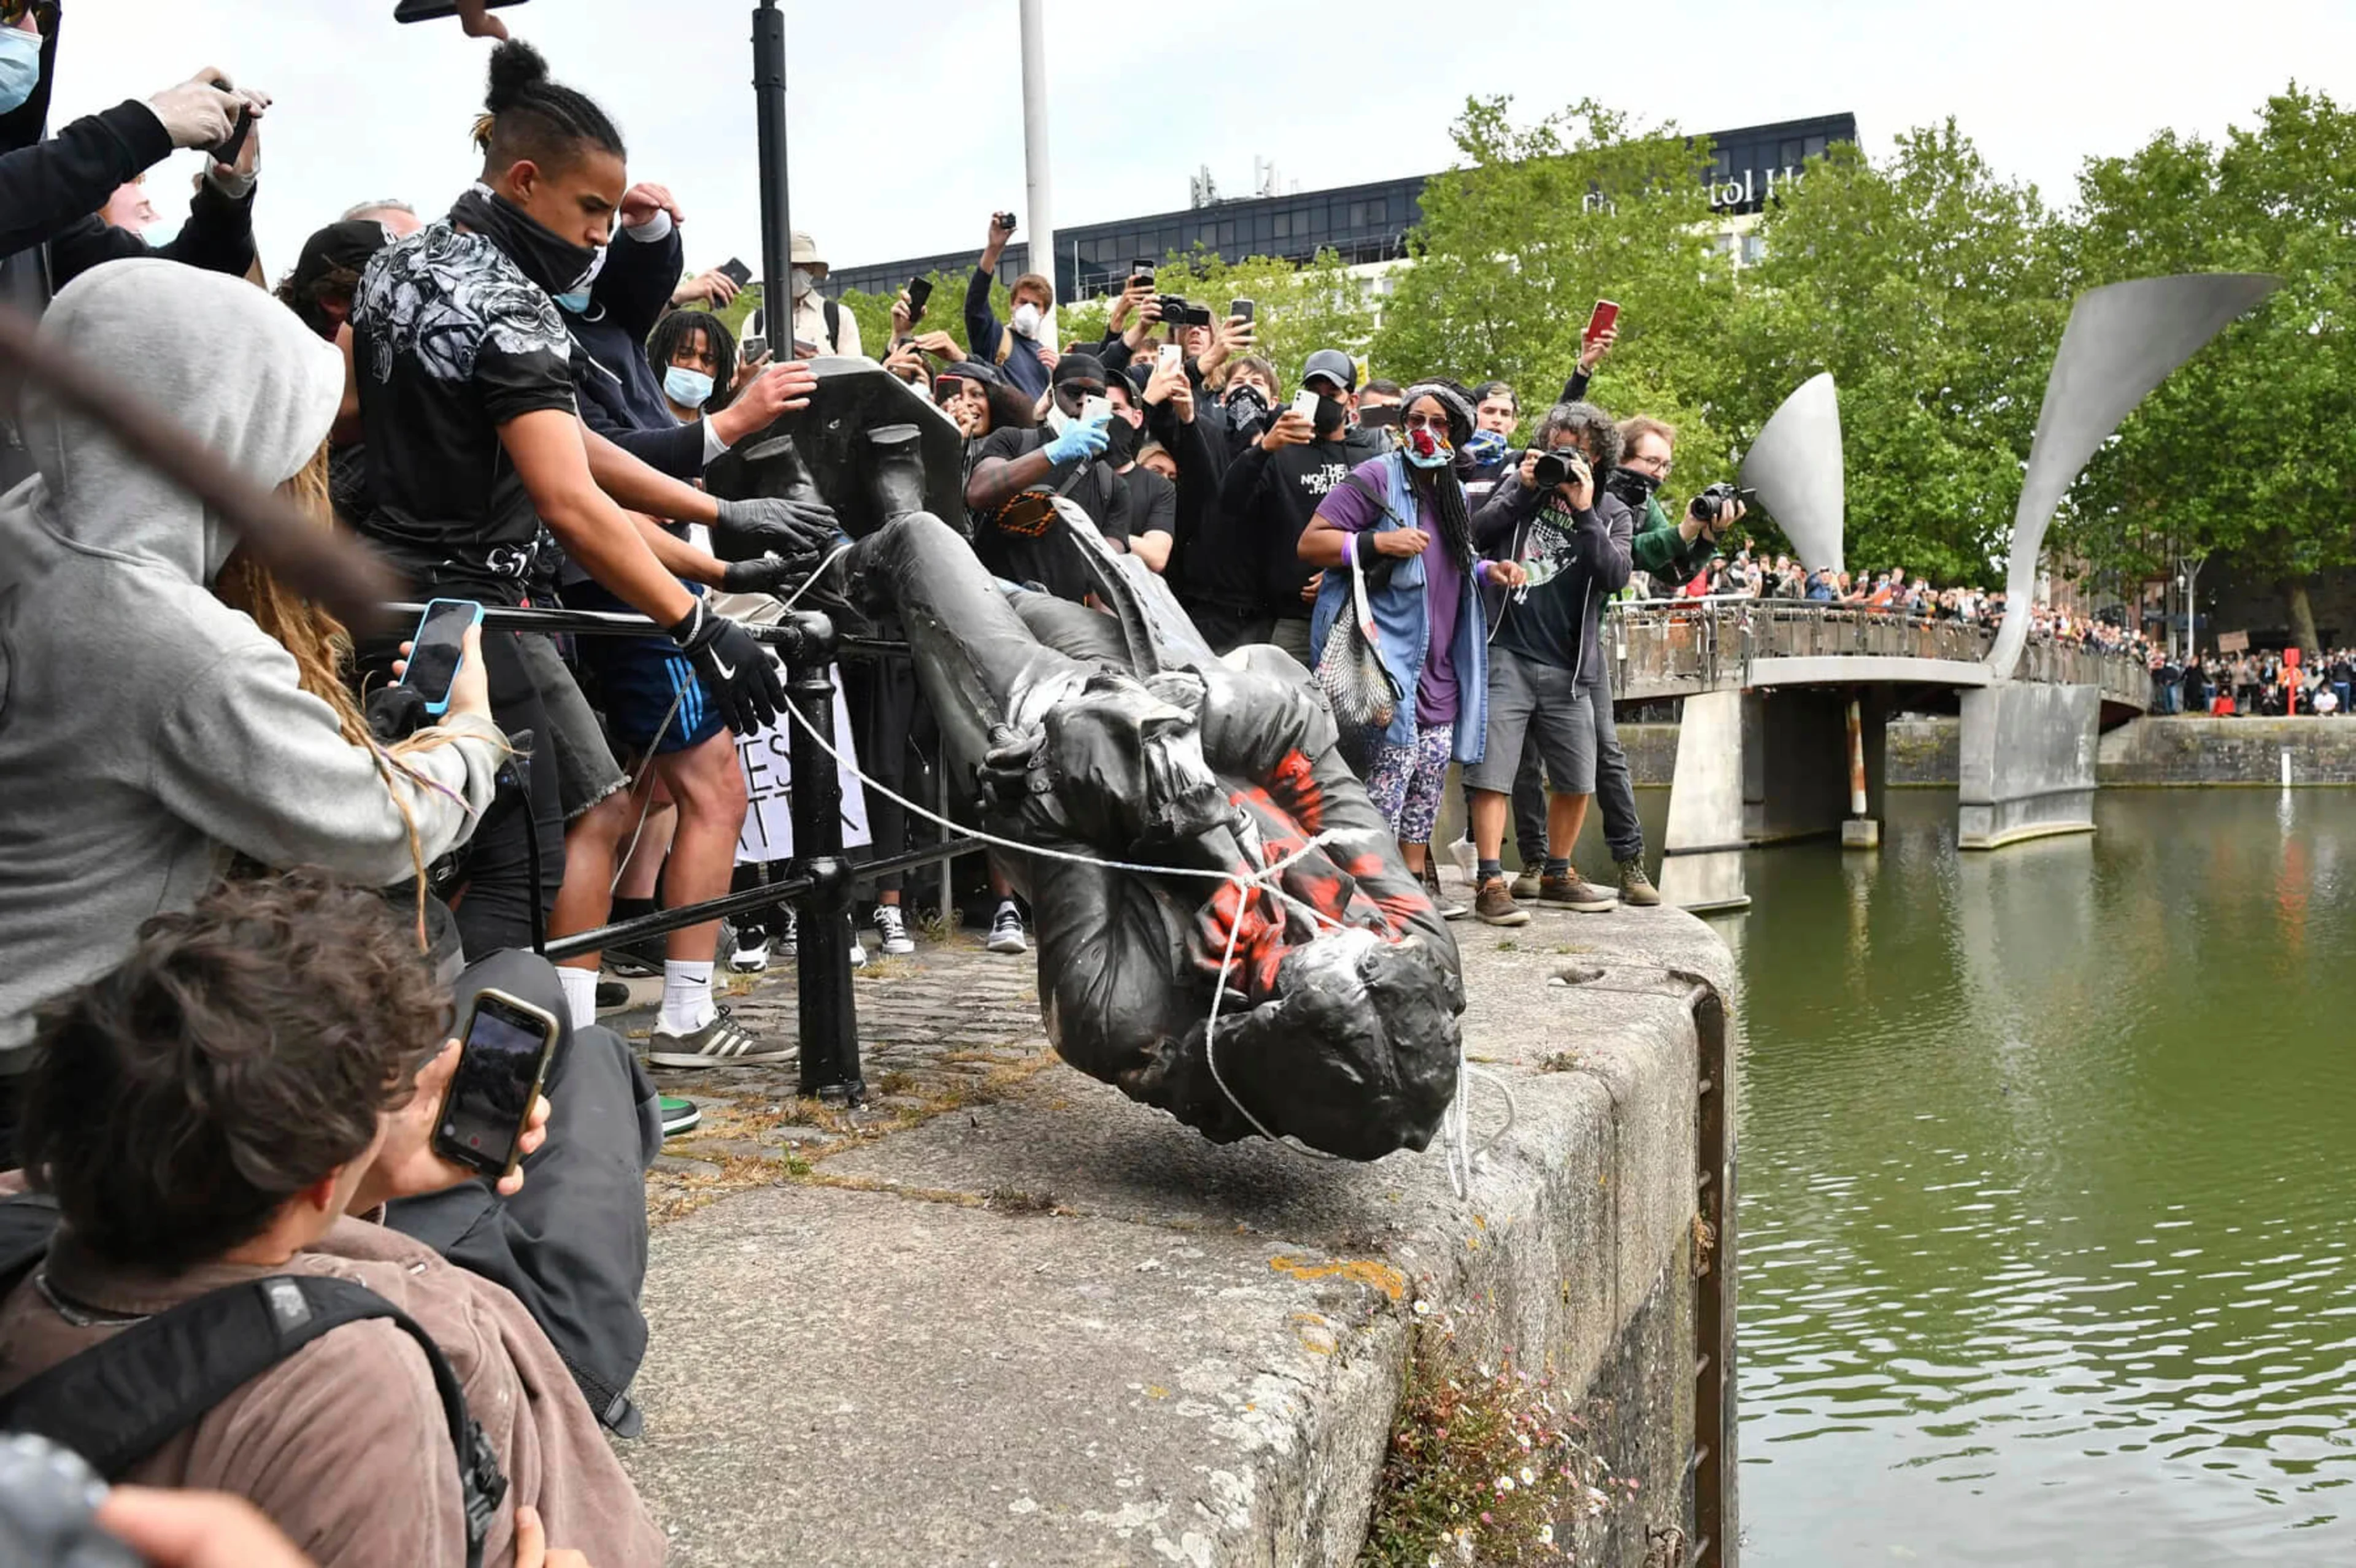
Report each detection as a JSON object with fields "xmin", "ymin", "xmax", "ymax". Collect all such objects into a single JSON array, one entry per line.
[{"xmin": 0, "ymin": 261, "xmax": 507, "ymax": 1163}]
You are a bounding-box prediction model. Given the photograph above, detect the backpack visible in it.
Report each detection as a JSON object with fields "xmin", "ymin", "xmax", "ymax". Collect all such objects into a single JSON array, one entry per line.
[{"xmin": 0, "ymin": 1197, "xmax": 506, "ymax": 1568}]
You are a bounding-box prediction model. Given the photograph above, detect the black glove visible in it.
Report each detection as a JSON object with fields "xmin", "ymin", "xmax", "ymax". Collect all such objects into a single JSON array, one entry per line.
[
  {"xmin": 668, "ymin": 600, "xmax": 787, "ymax": 736},
  {"xmin": 712, "ymin": 494, "xmax": 838, "ymax": 563},
  {"xmin": 719, "ymin": 551, "xmax": 803, "ymax": 594}
]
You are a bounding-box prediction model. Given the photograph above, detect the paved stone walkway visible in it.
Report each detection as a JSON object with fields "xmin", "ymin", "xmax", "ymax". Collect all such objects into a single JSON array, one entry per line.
[{"xmin": 599, "ymin": 928, "xmax": 1053, "ymax": 1222}]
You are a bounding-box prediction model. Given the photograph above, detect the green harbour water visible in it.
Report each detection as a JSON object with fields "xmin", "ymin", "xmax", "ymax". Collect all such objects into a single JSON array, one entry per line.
[{"xmin": 1716, "ymin": 789, "xmax": 2356, "ymax": 1564}]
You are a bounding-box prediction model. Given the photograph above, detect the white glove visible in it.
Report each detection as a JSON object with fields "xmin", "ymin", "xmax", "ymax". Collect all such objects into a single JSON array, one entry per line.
[{"xmin": 145, "ymin": 72, "xmax": 242, "ymax": 152}]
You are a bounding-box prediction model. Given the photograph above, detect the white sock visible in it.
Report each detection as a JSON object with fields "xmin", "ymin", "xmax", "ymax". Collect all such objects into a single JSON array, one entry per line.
[
  {"xmin": 557, "ymin": 965, "xmax": 601, "ymax": 1031},
  {"xmin": 658, "ymin": 960, "xmax": 716, "ymax": 1036}
]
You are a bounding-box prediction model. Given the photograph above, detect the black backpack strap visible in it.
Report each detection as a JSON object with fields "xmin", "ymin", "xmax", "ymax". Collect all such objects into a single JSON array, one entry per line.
[
  {"xmin": 0, "ymin": 1273, "xmax": 506, "ymax": 1568},
  {"xmin": 823, "ymin": 296, "xmax": 842, "ymax": 353}
]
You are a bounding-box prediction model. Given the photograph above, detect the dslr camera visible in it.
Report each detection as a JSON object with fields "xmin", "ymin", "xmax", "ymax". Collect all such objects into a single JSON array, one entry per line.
[
  {"xmin": 1689, "ymin": 482, "xmax": 1754, "ymax": 528},
  {"xmin": 1531, "ymin": 450, "xmax": 1592, "ymax": 490},
  {"xmin": 1155, "ymin": 296, "xmax": 1215, "ymax": 329}
]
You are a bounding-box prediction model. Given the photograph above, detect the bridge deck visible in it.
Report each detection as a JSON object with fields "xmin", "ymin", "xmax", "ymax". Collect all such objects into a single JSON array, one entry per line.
[{"xmin": 1607, "ymin": 601, "xmax": 2150, "ymax": 711}]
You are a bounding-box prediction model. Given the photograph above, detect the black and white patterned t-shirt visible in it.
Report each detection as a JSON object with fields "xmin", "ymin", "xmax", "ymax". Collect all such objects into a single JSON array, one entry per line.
[{"xmin": 350, "ymin": 222, "xmax": 579, "ymax": 601}]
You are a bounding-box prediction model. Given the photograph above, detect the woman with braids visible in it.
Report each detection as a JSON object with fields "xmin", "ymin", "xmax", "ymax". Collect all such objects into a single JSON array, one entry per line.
[
  {"xmin": 1298, "ymin": 380, "xmax": 1526, "ymax": 918},
  {"xmin": 0, "ymin": 259, "xmax": 508, "ymax": 1155}
]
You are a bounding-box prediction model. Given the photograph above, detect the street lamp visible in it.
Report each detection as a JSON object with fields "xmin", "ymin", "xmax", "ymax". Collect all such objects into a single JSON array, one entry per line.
[{"xmin": 752, "ymin": 1, "xmax": 791, "ymax": 352}]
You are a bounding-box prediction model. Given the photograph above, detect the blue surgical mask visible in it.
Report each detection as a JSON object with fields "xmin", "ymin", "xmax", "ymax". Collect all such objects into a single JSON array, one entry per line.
[
  {"xmin": 664, "ymin": 365, "xmax": 715, "ymax": 409},
  {"xmin": 0, "ymin": 30, "xmax": 39, "ymax": 117},
  {"xmin": 552, "ymin": 290, "xmax": 591, "ymax": 313}
]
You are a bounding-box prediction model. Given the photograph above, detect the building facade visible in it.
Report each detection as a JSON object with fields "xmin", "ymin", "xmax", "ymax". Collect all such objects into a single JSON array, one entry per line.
[{"xmin": 828, "ymin": 112, "xmax": 1856, "ymax": 304}]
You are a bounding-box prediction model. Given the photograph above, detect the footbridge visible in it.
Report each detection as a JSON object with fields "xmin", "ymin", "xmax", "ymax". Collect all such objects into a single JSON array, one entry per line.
[{"xmin": 1601, "ymin": 599, "xmax": 2154, "ymax": 910}]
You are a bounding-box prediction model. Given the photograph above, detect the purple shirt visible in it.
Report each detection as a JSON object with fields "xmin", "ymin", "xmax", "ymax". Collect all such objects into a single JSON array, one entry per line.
[{"xmin": 1318, "ymin": 457, "xmax": 1471, "ymax": 729}]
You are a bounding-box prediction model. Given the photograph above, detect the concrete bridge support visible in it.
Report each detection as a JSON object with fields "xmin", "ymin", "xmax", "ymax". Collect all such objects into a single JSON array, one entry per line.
[
  {"xmin": 1957, "ymin": 682, "xmax": 2100, "ymax": 848},
  {"xmin": 1659, "ymin": 688, "xmax": 1888, "ymax": 910}
]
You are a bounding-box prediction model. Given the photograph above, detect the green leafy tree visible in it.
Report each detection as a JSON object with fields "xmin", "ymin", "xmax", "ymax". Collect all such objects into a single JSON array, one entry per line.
[
  {"xmin": 1371, "ymin": 96, "xmax": 1739, "ymax": 482},
  {"xmin": 2063, "ymin": 86, "xmax": 2356, "ymax": 650},
  {"xmin": 1729, "ymin": 121, "xmax": 2067, "ymax": 584}
]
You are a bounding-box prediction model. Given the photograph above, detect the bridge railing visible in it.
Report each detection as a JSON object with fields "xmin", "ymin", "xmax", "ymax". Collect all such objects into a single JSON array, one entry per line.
[{"xmin": 1604, "ymin": 599, "xmax": 2152, "ymax": 709}]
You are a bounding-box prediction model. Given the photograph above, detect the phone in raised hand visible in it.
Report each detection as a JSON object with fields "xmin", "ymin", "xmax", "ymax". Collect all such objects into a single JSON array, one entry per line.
[
  {"xmin": 1080, "ymin": 394, "xmax": 1113, "ymax": 429},
  {"xmin": 718, "ymin": 257, "xmax": 753, "ymax": 288},
  {"xmin": 1290, "ymin": 388, "xmax": 1323, "ymax": 425},
  {"xmin": 1157, "ymin": 342, "xmax": 1184, "ymax": 376},
  {"xmin": 905, "ymin": 275, "xmax": 933, "ymax": 323},
  {"xmin": 431, "ymin": 988, "xmax": 560, "ymax": 1182},
  {"xmin": 1585, "ymin": 299, "xmax": 1620, "ymax": 345},
  {"xmin": 398, "ymin": 598, "xmax": 484, "ymax": 717}
]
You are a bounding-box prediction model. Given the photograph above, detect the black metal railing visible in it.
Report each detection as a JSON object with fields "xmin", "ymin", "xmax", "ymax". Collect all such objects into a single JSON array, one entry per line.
[{"xmin": 390, "ymin": 601, "xmax": 982, "ymax": 1107}]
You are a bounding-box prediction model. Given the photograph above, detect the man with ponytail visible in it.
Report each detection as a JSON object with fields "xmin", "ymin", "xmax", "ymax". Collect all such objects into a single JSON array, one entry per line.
[
  {"xmin": 350, "ymin": 40, "xmax": 824, "ymax": 1001},
  {"xmin": 1298, "ymin": 380, "xmax": 1526, "ymax": 918}
]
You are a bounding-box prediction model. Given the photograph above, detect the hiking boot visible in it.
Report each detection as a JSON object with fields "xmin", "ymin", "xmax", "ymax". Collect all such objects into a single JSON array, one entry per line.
[
  {"xmin": 1509, "ymin": 869, "xmax": 1542, "ymax": 902},
  {"xmin": 1539, "ymin": 870, "xmax": 1617, "ymax": 912},
  {"xmin": 872, "ymin": 903, "xmax": 917, "ymax": 956},
  {"xmin": 1420, "ymin": 861, "xmax": 1469, "ymax": 921},
  {"xmin": 987, "ymin": 901, "xmax": 1029, "ymax": 955},
  {"xmin": 647, "ymin": 1006, "xmax": 793, "ymax": 1069},
  {"xmin": 1617, "ymin": 858, "xmax": 1663, "ymax": 907},
  {"xmin": 1474, "ymin": 877, "xmax": 1531, "ymax": 927},
  {"xmin": 658, "ymin": 1095, "xmax": 702, "ymax": 1137}
]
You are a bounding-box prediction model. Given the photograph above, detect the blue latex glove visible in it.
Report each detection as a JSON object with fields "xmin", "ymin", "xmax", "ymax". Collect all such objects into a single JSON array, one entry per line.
[{"xmin": 1041, "ymin": 416, "xmax": 1111, "ymax": 466}]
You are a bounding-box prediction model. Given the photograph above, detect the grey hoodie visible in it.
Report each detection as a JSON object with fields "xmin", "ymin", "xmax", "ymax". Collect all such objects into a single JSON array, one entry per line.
[{"xmin": 0, "ymin": 259, "xmax": 506, "ymax": 1060}]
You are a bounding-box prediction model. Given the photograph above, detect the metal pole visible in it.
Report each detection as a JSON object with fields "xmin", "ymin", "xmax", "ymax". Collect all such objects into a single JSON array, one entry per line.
[
  {"xmin": 751, "ymin": 1, "xmax": 792, "ymax": 353},
  {"xmin": 1846, "ymin": 698, "xmax": 1868, "ymax": 818},
  {"xmin": 1017, "ymin": 0, "xmax": 1057, "ymax": 328},
  {"xmin": 782, "ymin": 617, "xmax": 863, "ymax": 1104}
]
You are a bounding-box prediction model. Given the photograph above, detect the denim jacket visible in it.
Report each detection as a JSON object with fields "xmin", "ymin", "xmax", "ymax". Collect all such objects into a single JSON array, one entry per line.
[{"xmin": 1309, "ymin": 452, "xmax": 1489, "ymax": 764}]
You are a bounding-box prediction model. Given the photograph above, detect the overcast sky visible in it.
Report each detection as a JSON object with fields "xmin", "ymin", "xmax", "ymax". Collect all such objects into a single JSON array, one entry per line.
[{"xmin": 53, "ymin": 0, "xmax": 2356, "ymax": 283}]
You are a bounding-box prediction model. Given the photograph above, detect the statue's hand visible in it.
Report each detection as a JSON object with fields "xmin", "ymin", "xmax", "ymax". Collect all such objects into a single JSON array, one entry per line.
[{"xmin": 976, "ymin": 723, "xmax": 1050, "ymax": 815}]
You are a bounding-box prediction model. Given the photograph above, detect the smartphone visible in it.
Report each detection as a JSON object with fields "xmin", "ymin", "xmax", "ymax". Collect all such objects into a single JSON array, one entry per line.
[
  {"xmin": 1157, "ymin": 342, "xmax": 1184, "ymax": 375},
  {"xmin": 1358, "ymin": 402, "xmax": 1402, "ymax": 429},
  {"xmin": 905, "ymin": 275, "xmax": 933, "ymax": 323},
  {"xmin": 393, "ymin": 0, "xmax": 529, "ymax": 20},
  {"xmin": 207, "ymin": 80, "xmax": 253, "ymax": 166},
  {"xmin": 718, "ymin": 257, "xmax": 752, "ymax": 288},
  {"xmin": 934, "ymin": 374, "xmax": 965, "ymax": 402},
  {"xmin": 398, "ymin": 598, "xmax": 484, "ymax": 717},
  {"xmin": 739, "ymin": 333, "xmax": 769, "ymax": 362},
  {"xmin": 1080, "ymin": 394, "xmax": 1113, "ymax": 428},
  {"xmin": 432, "ymin": 988, "xmax": 561, "ymax": 1181},
  {"xmin": 1585, "ymin": 299, "xmax": 1620, "ymax": 344},
  {"xmin": 1290, "ymin": 388, "xmax": 1323, "ymax": 425},
  {"xmin": 1229, "ymin": 298, "xmax": 1255, "ymax": 324},
  {"xmin": 1131, "ymin": 260, "xmax": 1155, "ymax": 290}
]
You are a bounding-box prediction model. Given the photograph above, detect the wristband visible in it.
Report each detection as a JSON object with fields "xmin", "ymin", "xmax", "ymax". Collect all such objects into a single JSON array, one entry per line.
[{"xmin": 1355, "ymin": 531, "xmax": 1383, "ymax": 571}]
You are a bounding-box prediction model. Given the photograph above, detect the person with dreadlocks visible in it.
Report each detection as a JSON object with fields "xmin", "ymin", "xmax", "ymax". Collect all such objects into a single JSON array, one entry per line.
[
  {"xmin": 1299, "ymin": 380, "xmax": 1526, "ymax": 916},
  {"xmin": 0, "ymin": 260, "xmax": 507, "ymax": 1161}
]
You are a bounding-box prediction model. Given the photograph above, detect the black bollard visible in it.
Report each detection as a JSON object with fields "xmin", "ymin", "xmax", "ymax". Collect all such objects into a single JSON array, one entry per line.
[{"xmin": 779, "ymin": 612, "xmax": 863, "ymax": 1104}]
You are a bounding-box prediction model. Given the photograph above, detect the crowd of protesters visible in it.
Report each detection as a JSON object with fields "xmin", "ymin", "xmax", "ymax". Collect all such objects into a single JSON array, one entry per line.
[
  {"xmin": 2155, "ymin": 648, "xmax": 2356, "ymax": 716},
  {"xmin": 0, "ymin": 2, "xmax": 2192, "ymax": 1561}
]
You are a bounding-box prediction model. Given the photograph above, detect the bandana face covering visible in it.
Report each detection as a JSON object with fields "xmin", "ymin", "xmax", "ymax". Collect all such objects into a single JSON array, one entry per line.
[
  {"xmin": 1462, "ymin": 429, "xmax": 1509, "ymax": 466},
  {"xmin": 1403, "ymin": 426, "xmax": 1452, "ymax": 469},
  {"xmin": 451, "ymin": 186, "xmax": 602, "ymax": 298}
]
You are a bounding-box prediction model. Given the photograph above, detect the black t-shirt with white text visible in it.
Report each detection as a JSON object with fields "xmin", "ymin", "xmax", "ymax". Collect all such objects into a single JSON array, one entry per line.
[{"xmin": 351, "ymin": 223, "xmax": 580, "ymax": 602}]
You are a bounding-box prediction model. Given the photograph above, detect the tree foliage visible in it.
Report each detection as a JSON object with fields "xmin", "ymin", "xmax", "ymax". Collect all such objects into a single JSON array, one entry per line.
[{"xmin": 2062, "ymin": 85, "xmax": 2356, "ymax": 643}]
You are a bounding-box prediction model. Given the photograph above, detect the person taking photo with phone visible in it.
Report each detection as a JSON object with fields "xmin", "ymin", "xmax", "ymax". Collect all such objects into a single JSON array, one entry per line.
[
  {"xmin": 0, "ymin": 261, "xmax": 507, "ymax": 1161},
  {"xmin": 967, "ymin": 209, "xmax": 1056, "ymax": 399}
]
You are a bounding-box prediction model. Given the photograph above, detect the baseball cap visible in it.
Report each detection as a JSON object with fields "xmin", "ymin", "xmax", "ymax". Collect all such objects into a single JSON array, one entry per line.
[{"xmin": 1301, "ymin": 348, "xmax": 1357, "ymax": 393}]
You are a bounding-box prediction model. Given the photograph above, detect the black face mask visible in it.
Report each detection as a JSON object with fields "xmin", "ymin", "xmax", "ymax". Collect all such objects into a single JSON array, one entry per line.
[
  {"xmin": 1606, "ymin": 466, "xmax": 1660, "ymax": 508},
  {"xmin": 1225, "ymin": 385, "xmax": 1270, "ymax": 432},
  {"xmin": 1104, "ymin": 415, "xmax": 1142, "ymax": 466},
  {"xmin": 1312, "ymin": 394, "xmax": 1347, "ymax": 439},
  {"xmin": 450, "ymin": 186, "xmax": 601, "ymax": 298}
]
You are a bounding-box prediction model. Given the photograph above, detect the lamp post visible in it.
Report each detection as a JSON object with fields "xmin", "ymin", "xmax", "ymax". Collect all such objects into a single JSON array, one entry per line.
[
  {"xmin": 1018, "ymin": 0, "xmax": 1057, "ymax": 327},
  {"xmin": 752, "ymin": 1, "xmax": 791, "ymax": 350}
]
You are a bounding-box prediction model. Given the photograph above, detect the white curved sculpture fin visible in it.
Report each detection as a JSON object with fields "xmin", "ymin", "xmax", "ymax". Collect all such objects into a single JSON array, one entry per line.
[
  {"xmin": 1739, "ymin": 372, "xmax": 1844, "ymax": 574},
  {"xmin": 1987, "ymin": 273, "xmax": 2277, "ymax": 680}
]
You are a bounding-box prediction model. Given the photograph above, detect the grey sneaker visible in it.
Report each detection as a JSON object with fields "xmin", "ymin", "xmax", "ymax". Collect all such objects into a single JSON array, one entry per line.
[
  {"xmin": 1474, "ymin": 876, "xmax": 1531, "ymax": 927},
  {"xmin": 987, "ymin": 901, "xmax": 1028, "ymax": 955},
  {"xmin": 1539, "ymin": 870, "xmax": 1617, "ymax": 912},
  {"xmin": 1617, "ymin": 859, "xmax": 1663, "ymax": 907},
  {"xmin": 1421, "ymin": 861, "xmax": 1469, "ymax": 921},
  {"xmin": 647, "ymin": 1006, "xmax": 794, "ymax": 1069},
  {"xmin": 1509, "ymin": 869, "xmax": 1542, "ymax": 902},
  {"xmin": 872, "ymin": 903, "xmax": 916, "ymax": 955}
]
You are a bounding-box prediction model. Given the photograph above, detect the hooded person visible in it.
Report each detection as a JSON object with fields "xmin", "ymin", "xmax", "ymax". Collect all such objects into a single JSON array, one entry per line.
[
  {"xmin": 962, "ymin": 350, "xmax": 1129, "ymax": 604},
  {"xmin": 0, "ymin": 259, "xmax": 509, "ymax": 1107}
]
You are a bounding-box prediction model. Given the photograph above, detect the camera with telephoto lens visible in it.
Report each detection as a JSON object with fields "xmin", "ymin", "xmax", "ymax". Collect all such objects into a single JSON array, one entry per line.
[
  {"xmin": 0, "ymin": 1433, "xmax": 142, "ymax": 1568},
  {"xmin": 1531, "ymin": 449, "xmax": 1591, "ymax": 490},
  {"xmin": 1689, "ymin": 482, "xmax": 1754, "ymax": 528}
]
